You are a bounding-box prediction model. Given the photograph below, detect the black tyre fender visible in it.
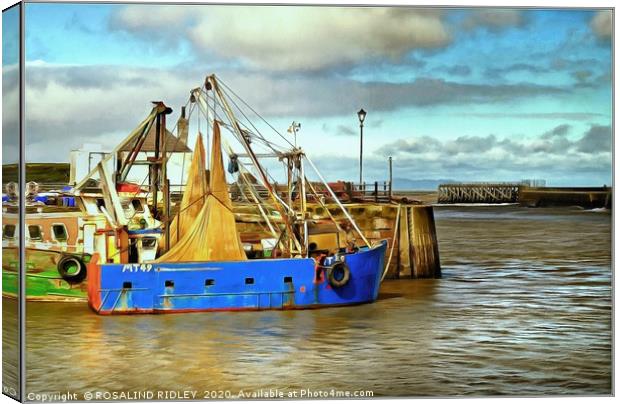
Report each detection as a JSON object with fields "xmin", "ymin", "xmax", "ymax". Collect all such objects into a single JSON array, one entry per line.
[
  {"xmin": 57, "ymin": 255, "xmax": 87, "ymax": 284},
  {"xmin": 327, "ymin": 261, "xmax": 351, "ymax": 288}
]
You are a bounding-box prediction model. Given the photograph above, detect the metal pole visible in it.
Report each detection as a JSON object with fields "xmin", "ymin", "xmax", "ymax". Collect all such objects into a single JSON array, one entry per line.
[
  {"xmin": 359, "ymin": 122, "xmax": 363, "ymax": 185},
  {"xmin": 389, "ymin": 156, "xmax": 393, "ymax": 199},
  {"xmin": 152, "ymin": 113, "xmax": 161, "ymax": 219},
  {"xmin": 161, "ymin": 111, "xmax": 170, "ymax": 253}
]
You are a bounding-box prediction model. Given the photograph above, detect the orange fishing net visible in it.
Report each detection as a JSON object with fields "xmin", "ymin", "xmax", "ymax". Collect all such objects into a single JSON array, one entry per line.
[
  {"xmin": 166, "ymin": 133, "xmax": 207, "ymax": 248},
  {"xmin": 157, "ymin": 121, "xmax": 246, "ymax": 262}
]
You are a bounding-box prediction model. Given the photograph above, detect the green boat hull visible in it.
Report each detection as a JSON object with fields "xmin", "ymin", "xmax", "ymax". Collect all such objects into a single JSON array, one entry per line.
[{"xmin": 2, "ymin": 248, "xmax": 87, "ymax": 302}]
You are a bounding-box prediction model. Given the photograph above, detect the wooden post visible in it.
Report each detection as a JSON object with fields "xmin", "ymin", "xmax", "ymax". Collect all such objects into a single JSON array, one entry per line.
[
  {"xmin": 395, "ymin": 212, "xmax": 400, "ymax": 279},
  {"xmin": 374, "ymin": 181, "xmax": 378, "ymax": 202},
  {"xmin": 398, "ymin": 206, "xmax": 412, "ymax": 277},
  {"xmin": 408, "ymin": 205, "xmax": 441, "ymax": 278},
  {"xmin": 345, "ymin": 181, "xmax": 353, "ymax": 201}
]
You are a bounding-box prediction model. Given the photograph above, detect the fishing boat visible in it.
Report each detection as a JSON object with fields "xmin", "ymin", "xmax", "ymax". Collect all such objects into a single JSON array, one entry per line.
[
  {"xmin": 81, "ymin": 74, "xmax": 387, "ymax": 314},
  {"xmin": 1, "ymin": 180, "xmax": 159, "ymax": 301}
]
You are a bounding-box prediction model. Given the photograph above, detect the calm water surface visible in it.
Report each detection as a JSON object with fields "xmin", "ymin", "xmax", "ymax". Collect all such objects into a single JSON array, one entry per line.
[{"xmin": 18, "ymin": 206, "xmax": 613, "ymax": 397}]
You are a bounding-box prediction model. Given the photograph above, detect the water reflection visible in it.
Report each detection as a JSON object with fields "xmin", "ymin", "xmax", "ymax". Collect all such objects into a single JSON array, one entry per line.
[{"xmin": 25, "ymin": 206, "xmax": 611, "ymax": 396}]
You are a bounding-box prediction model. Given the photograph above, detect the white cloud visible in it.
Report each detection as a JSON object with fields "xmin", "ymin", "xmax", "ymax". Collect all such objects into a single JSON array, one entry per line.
[
  {"xmin": 2, "ymin": 65, "xmax": 20, "ymax": 164},
  {"xmin": 111, "ymin": 5, "xmax": 451, "ymax": 71},
  {"xmin": 372, "ymin": 124, "xmax": 611, "ymax": 182}
]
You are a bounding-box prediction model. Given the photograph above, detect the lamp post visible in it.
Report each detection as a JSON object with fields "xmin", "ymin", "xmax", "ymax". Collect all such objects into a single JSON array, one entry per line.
[{"xmin": 357, "ymin": 108, "xmax": 366, "ymax": 186}]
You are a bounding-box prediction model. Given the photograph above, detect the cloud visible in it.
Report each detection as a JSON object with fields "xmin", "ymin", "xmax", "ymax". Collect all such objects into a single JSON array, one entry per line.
[
  {"xmin": 21, "ymin": 62, "xmax": 575, "ymax": 164},
  {"xmin": 444, "ymin": 134, "xmax": 498, "ymax": 154},
  {"xmin": 2, "ymin": 65, "xmax": 20, "ymax": 164},
  {"xmin": 590, "ymin": 10, "xmax": 612, "ymax": 40},
  {"xmin": 109, "ymin": 5, "xmax": 196, "ymax": 35},
  {"xmin": 455, "ymin": 112, "xmax": 606, "ymax": 121},
  {"xmin": 370, "ymin": 124, "xmax": 611, "ymax": 183},
  {"xmin": 110, "ymin": 5, "xmax": 452, "ymax": 71},
  {"xmin": 23, "ymin": 63, "xmax": 202, "ymax": 162},
  {"xmin": 65, "ymin": 12, "xmax": 95, "ymax": 34},
  {"xmin": 377, "ymin": 136, "xmax": 442, "ymax": 155},
  {"xmin": 576, "ymin": 125, "xmax": 611, "ymax": 153},
  {"xmin": 540, "ymin": 124, "xmax": 570, "ymax": 139},
  {"xmin": 572, "ymin": 69, "xmax": 593, "ymax": 84},
  {"xmin": 436, "ymin": 64, "xmax": 471, "ymax": 77},
  {"xmin": 377, "ymin": 125, "xmax": 609, "ymax": 160},
  {"xmin": 336, "ymin": 125, "xmax": 356, "ymax": 136},
  {"xmin": 485, "ymin": 63, "xmax": 548, "ymax": 79},
  {"xmin": 462, "ymin": 9, "xmax": 526, "ymax": 32}
]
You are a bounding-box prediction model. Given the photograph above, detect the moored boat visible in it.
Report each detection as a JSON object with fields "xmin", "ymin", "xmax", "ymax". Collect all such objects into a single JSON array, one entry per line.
[
  {"xmin": 2, "ymin": 182, "xmax": 159, "ymax": 301},
  {"xmin": 86, "ymin": 74, "xmax": 388, "ymax": 315},
  {"xmin": 88, "ymin": 241, "xmax": 386, "ymax": 314}
]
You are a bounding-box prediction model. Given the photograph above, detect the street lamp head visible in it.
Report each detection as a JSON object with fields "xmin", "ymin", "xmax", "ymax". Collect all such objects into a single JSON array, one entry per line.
[{"xmin": 357, "ymin": 108, "xmax": 367, "ymax": 124}]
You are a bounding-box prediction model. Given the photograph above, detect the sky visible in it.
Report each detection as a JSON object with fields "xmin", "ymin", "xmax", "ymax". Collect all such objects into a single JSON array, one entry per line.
[{"xmin": 2, "ymin": 2, "xmax": 614, "ymax": 186}]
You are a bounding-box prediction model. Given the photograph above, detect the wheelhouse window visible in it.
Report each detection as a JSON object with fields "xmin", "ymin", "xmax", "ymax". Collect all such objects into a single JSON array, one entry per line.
[
  {"xmin": 121, "ymin": 200, "xmax": 135, "ymax": 219},
  {"xmin": 28, "ymin": 225, "xmax": 43, "ymax": 241},
  {"xmin": 142, "ymin": 237, "xmax": 157, "ymax": 248},
  {"xmin": 3, "ymin": 224, "xmax": 16, "ymax": 240},
  {"xmin": 52, "ymin": 224, "xmax": 68, "ymax": 242},
  {"xmin": 131, "ymin": 199, "xmax": 143, "ymax": 211}
]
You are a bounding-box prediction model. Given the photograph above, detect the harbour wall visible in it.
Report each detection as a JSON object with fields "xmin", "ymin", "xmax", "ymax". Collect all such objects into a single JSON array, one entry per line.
[
  {"xmin": 518, "ymin": 187, "xmax": 612, "ymax": 209},
  {"xmin": 436, "ymin": 182, "xmax": 612, "ymax": 208},
  {"xmin": 235, "ymin": 202, "xmax": 441, "ymax": 280}
]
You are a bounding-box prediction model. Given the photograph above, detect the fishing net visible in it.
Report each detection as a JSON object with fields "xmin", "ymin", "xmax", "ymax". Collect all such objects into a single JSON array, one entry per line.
[
  {"xmin": 165, "ymin": 133, "xmax": 207, "ymax": 248},
  {"xmin": 157, "ymin": 121, "xmax": 246, "ymax": 262}
]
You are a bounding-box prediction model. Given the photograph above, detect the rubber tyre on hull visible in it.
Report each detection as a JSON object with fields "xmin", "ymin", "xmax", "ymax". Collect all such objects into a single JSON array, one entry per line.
[
  {"xmin": 57, "ymin": 255, "xmax": 87, "ymax": 284},
  {"xmin": 327, "ymin": 262, "xmax": 350, "ymax": 288}
]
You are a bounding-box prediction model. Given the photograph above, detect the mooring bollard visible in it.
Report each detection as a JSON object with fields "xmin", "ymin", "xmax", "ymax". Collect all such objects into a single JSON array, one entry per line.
[{"xmin": 407, "ymin": 205, "xmax": 441, "ymax": 278}]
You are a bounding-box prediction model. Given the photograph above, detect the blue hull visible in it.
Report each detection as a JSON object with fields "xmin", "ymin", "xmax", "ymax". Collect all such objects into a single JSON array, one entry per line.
[{"xmin": 88, "ymin": 241, "xmax": 387, "ymax": 314}]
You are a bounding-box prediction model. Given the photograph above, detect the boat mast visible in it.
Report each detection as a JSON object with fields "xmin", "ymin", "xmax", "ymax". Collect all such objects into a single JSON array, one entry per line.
[
  {"xmin": 207, "ymin": 75, "xmax": 302, "ymax": 256},
  {"xmin": 149, "ymin": 102, "xmax": 173, "ymax": 251},
  {"xmin": 297, "ymin": 150, "xmax": 308, "ymax": 256}
]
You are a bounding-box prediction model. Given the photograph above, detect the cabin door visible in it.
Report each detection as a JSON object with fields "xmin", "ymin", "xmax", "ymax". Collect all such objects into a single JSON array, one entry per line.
[{"xmin": 83, "ymin": 224, "xmax": 96, "ymax": 254}]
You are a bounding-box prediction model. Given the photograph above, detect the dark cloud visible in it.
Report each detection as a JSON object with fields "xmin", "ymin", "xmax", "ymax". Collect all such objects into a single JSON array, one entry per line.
[
  {"xmin": 572, "ymin": 71, "xmax": 612, "ymax": 89},
  {"xmin": 462, "ymin": 9, "xmax": 527, "ymax": 32},
  {"xmin": 436, "ymin": 64, "xmax": 471, "ymax": 77},
  {"xmin": 576, "ymin": 125, "xmax": 611, "ymax": 153},
  {"xmin": 572, "ymin": 69, "xmax": 593, "ymax": 84},
  {"xmin": 322, "ymin": 118, "xmax": 382, "ymax": 137},
  {"xmin": 540, "ymin": 124, "xmax": 570, "ymax": 139},
  {"xmin": 336, "ymin": 125, "xmax": 356, "ymax": 136},
  {"xmin": 367, "ymin": 119, "xmax": 384, "ymax": 129},
  {"xmin": 590, "ymin": 10, "xmax": 612, "ymax": 41},
  {"xmin": 377, "ymin": 136, "xmax": 442, "ymax": 156},
  {"xmin": 485, "ymin": 63, "xmax": 548, "ymax": 79},
  {"xmin": 444, "ymin": 134, "xmax": 498, "ymax": 154},
  {"xmin": 550, "ymin": 57, "xmax": 601, "ymax": 71}
]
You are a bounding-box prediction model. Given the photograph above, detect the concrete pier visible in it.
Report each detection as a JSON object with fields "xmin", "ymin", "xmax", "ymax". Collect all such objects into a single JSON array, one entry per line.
[
  {"xmin": 437, "ymin": 183, "xmax": 612, "ymax": 209},
  {"xmin": 518, "ymin": 187, "xmax": 612, "ymax": 209}
]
